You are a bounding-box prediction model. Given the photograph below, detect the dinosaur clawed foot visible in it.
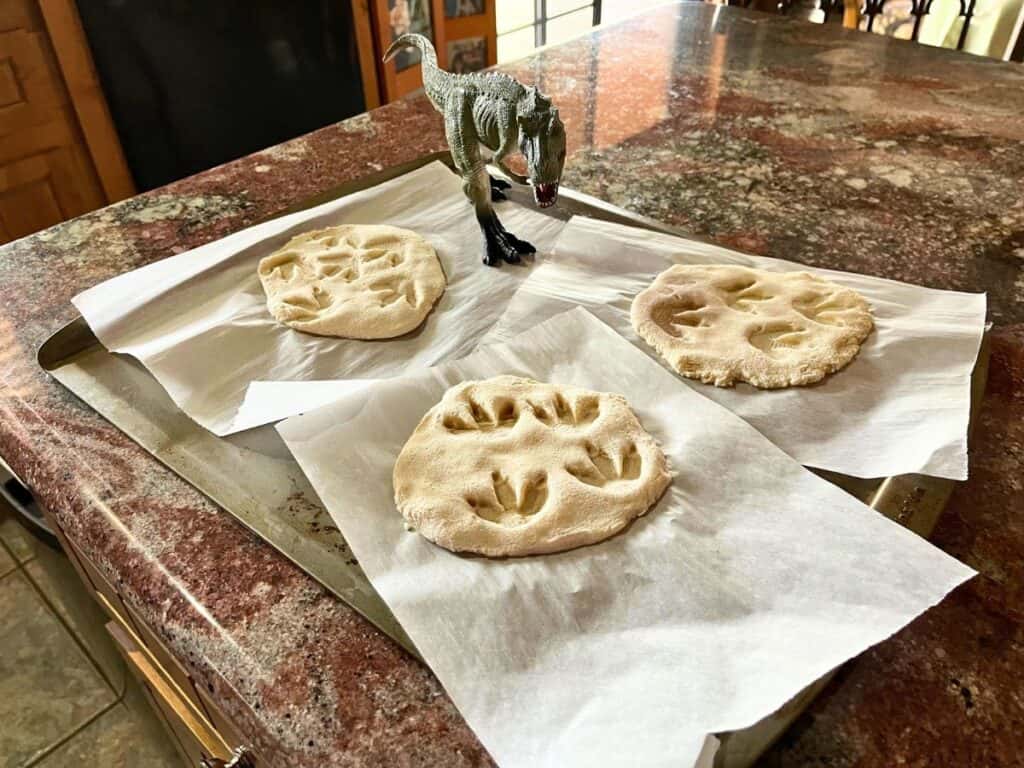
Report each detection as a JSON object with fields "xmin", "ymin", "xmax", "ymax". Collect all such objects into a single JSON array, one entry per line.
[
  {"xmin": 483, "ymin": 230, "xmax": 535, "ymax": 266},
  {"xmin": 480, "ymin": 213, "xmax": 535, "ymax": 267},
  {"xmin": 489, "ymin": 175, "xmax": 512, "ymax": 202}
]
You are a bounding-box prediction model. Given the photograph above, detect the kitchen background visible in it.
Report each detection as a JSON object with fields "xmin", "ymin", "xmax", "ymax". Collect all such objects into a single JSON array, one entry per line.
[
  {"xmin": 1, "ymin": 0, "xmax": 1022, "ymax": 765},
  {"xmin": 2, "ymin": 0, "xmax": 1021, "ymax": 247}
]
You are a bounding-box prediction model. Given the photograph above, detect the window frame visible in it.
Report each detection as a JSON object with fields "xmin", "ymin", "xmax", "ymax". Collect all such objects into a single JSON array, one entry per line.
[{"xmin": 496, "ymin": 0, "xmax": 602, "ymax": 54}]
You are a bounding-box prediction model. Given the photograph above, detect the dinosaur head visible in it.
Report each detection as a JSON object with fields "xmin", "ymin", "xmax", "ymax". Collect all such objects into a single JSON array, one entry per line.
[{"xmin": 518, "ymin": 106, "xmax": 566, "ymax": 209}]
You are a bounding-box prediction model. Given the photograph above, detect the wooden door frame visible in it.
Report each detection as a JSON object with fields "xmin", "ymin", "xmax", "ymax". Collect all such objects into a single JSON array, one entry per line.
[
  {"xmin": 37, "ymin": 0, "xmax": 136, "ymax": 203},
  {"xmin": 370, "ymin": 0, "xmax": 447, "ymax": 102},
  {"xmin": 445, "ymin": 1, "xmax": 497, "ymax": 70},
  {"xmin": 351, "ymin": 0, "xmax": 383, "ymax": 107}
]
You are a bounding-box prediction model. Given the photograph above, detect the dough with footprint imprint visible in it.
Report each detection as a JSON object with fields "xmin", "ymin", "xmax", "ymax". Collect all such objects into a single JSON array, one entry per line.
[
  {"xmin": 393, "ymin": 375, "xmax": 672, "ymax": 557},
  {"xmin": 631, "ymin": 265, "xmax": 874, "ymax": 388},
  {"xmin": 257, "ymin": 224, "xmax": 446, "ymax": 339}
]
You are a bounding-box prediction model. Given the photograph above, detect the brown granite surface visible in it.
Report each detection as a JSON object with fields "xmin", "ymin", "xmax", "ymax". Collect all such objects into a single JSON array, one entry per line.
[{"xmin": 0, "ymin": 4, "xmax": 1022, "ymax": 765}]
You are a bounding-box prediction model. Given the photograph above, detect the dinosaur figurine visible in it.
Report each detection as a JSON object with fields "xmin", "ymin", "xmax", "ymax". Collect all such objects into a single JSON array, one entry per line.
[{"xmin": 384, "ymin": 34, "xmax": 566, "ymax": 266}]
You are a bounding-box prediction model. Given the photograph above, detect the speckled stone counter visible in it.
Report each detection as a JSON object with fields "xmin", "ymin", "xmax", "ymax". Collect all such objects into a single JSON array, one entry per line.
[{"xmin": 1, "ymin": 4, "xmax": 1022, "ymax": 765}]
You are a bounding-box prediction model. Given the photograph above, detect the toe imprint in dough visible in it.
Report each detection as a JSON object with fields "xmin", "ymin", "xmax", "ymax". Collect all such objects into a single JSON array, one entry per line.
[
  {"xmin": 566, "ymin": 441, "xmax": 643, "ymax": 487},
  {"xmin": 631, "ymin": 264, "xmax": 873, "ymax": 388},
  {"xmin": 258, "ymin": 224, "xmax": 445, "ymax": 339},
  {"xmin": 393, "ymin": 375, "xmax": 672, "ymax": 557}
]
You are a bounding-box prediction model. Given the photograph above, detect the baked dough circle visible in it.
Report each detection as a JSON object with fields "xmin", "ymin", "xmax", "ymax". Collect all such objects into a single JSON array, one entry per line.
[
  {"xmin": 631, "ymin": 264, "xmax": 873, "ymax": 388},
  {"xmin": 258, "ymin": 224, "xmax": 445, "ymax": 339},
  {"xmin": 393, "ymin": 375, "xmax": 672, "ymax": 557}
]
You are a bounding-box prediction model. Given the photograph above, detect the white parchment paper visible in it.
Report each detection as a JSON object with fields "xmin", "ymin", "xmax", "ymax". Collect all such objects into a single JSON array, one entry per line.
[
  {"xmin": 277, "ymin": 307, "xmax": 974, "ymax": 768},
  {"xmin": 482, "ymin": 216, "xmax": 987, "ymax": 480},
  {"xmin": 72, "ymin": 162, "xmax": 564, "ymax": 435}
]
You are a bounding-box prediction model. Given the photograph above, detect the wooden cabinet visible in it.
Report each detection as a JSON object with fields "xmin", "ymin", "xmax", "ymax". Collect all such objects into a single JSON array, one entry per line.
[
  {"xmin": 0, "ymin": 0, "xmax": 112, "ymax": 243},
  {"xmin": 0, "ymin": 0, "xmax": 500, "ymax": 244},
  {"xmin": 368, "ymin": 0, "xmax": 498, "ymax": 102},
  {"xmin": 32, "ymin": 491, "xmax": 260, "ymax": 767},
  {"xmin": 107, "ymin": 621, "xmax": 234, "ymax": 767}
]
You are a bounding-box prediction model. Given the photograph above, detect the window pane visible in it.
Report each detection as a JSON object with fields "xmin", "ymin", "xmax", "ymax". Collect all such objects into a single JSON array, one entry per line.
[
  {"xmin": 497, "ymin": 26, "xmax": 537, "ymax": 63},
  {"xmin": 548, "ymin": 0, "xmax": 591, "ymax": 16},
  {"xmin": 599, "ymin": 0, "xmax": 670, "ymax": 24},
  {"xmin": 546, "ymin": 7, "xmax": 593, "ymax": 46},
  {"xmin": 496, "ymin": 0, "xmax": 535, "ymax": 34}
]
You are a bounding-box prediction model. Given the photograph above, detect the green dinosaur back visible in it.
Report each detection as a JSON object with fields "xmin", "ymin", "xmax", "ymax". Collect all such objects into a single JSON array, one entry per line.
[{"xmin": 384, "ymin": 34, "xmax": 528, "ymax": 109}]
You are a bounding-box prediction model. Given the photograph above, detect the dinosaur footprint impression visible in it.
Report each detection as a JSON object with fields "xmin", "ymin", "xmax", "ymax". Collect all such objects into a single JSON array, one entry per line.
[
  {"xmin": 393, "ymin": 375, "xmax": 672, "ymax": 557},
  {"xmin": 631, "ymin": 264, "xmax": 873, "ymax": 388},
  {"xmin": 257, "ymin": 224, "xmax": 446, "ymax": 340}
]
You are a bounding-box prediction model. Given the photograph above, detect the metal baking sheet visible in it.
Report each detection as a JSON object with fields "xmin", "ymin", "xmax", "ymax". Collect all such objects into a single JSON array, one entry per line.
[{"xmin": 37, "ymin": 151, "xmax": 991, "ymax": 767}]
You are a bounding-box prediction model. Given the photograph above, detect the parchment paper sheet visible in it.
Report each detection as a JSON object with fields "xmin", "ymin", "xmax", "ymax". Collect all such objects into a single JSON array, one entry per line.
[
  {"xmin": 277, "ymin": 307, "xmax": 974, "ymax": 768},
  {"xmin": 72, "ymin": 162, "xmax": 564, "ymax": 435},
  {"xmin": 482, "ymin": 216, "xmax": 987, "ymax": 480}
]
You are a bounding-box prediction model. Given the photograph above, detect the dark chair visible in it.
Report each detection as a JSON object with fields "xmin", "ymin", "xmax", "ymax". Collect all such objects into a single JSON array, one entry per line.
[{"xmin": 727, "ymin": 0, "xmax": 982, "ymax": 51}]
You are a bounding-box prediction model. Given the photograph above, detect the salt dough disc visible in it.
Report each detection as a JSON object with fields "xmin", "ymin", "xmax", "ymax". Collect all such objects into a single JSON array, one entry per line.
[
  {"xmin": 631, "ymin": 265, "xmax": 874, "ymax": 388},
  {"xmin": 257, "ymin": 224, "xmax": 445, "ymax": 339},
  {"xmin": 393, "ymin": 375, "xmax": 672, "ymax": 557}
]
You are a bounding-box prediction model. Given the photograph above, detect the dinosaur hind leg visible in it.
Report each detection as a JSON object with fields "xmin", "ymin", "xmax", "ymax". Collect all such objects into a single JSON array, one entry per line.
[
  {"xmin": 494, "ymin": 216, "xmax": 536, "ymax": 255},
  {"xmin": 480, "ymin": 212, "xmax": 538, "ymax": 265},
  {"xmin": 486, "ymin": 176, "xmax": 538, "ymax": 254},
  {"xmin": 489, "ymin": 175, "xmax": 511, "ymax": 201},
  {"xmin": 466, "ymin": 168, "xmax": 535, "ymax": 266}
]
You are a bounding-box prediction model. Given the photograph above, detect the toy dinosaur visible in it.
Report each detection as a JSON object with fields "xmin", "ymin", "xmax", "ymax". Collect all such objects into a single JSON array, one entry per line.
[{"xmin": 384, "ymin": 34, "xmax": 566, "ymax": 266}]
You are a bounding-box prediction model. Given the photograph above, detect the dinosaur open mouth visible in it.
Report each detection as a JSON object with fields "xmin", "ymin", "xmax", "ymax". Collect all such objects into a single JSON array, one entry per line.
[{"xmin": 534, "ymin": 182, "xmax": 559, "ymax": 208}]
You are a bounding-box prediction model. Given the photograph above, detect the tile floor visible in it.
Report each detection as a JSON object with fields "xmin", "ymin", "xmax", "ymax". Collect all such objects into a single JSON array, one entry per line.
[{"xmin": 0, "ymin": 501, "xmax": 183, "ymax": 767}]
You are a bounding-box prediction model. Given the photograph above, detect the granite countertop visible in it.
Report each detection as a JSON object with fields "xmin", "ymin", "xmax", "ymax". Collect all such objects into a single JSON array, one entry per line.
[{"xmin": 1, "ymin": 3, "xmax": 1022, "ymax": 765}]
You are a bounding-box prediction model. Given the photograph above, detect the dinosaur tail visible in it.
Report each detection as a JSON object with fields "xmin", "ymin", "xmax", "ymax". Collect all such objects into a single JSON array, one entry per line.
[
  {"xmin": 382, "ymin": 35, "xmax": 446, "ymax": 105},
  {"xmin": 384, "ymin": 33, "xmax": 436, "ymax": 67}
]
